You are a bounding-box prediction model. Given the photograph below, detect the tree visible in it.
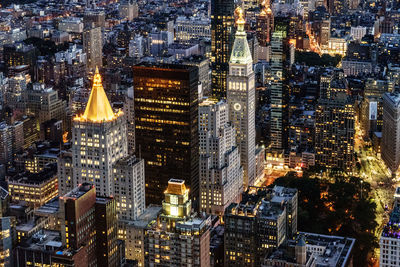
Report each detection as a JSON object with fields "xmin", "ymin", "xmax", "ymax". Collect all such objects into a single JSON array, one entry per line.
[{"xmin": 271, "ymin": 173, "xmax": 378, "ymax": 266}]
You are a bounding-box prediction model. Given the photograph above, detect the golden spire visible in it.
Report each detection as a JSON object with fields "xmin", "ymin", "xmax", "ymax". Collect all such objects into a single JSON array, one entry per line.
[
  {"xmin": 235, "ymin": 6, "xmax": 245, "ymax": 25},
  {"xmin": 260, "ymin": 0, "xmax": 272, "ymax": 15},
  {"xmin": 79, "ymin": 67, "xmax": 118, "ymax": 122}
]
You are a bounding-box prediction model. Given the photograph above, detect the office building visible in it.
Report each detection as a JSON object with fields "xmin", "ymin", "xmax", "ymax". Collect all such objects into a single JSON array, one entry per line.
[
  {"xmin": 211, "ymin": 0, "xmax": 235, "ymax": 99},
  {"xmin": 199, "ymin": 98, "xmax": 243, "ymax": 216},
  {"xmin": 227, "ymin": 9, "xmax": 256, "ymax": 188},
  {"xmin": 83, "ymin": 10, "xmax": 106, "ymax": 28},
  {"xmin": 71, "ymin": 68, "xmax": 127, "ymax": 196},
  {"xmin": 270, "ymin": 23, "xmax": 290, "ymax": 151},
  {"xmin": 175, "ymin": 16, "xmax": 211, "ymax": 43},
  {"xmin": 256, "ymin": 0, "xmax": 274, "ymax": 46},
  {"xmin": 23, "ymin": 83, "xmax": 67, "ymax": 131},
  {"xmin": 59, "ymin": 68, "xmax": 145, "ymax": 221},
  {"xmin": 263, "ymin": 232, "xmax": 355, "ymax": 267},
  {"xmin": 0, "ymin": 123, "xmax": 12, "ymax": 166},
  {"xmin": 118, "ymin": 0, "xmax": 139, "ymax": 21},
  {"xmin": 0, "ymin": 217, "xmax": 14, "ymax": 267},
  {"xmin": 60, "ymin": 183, "xmax": 118, "ymax": 267},
  {"xmin": 315, "ymin": 95, "xmax": 355, "ymax": 172},
  {"xmin": 3, "ymin": 43, "xmax": 38, "ymax": 71},
  {"xmin": 117, "ymin": 205, "xmax": 161, "ymax": 266},
  {"xmin": 145, "ymin": 179, "xmax": 211, "ymax": 267},
  {"xmin": 83, "ymin": 26, "xmax": 103, "ymax": 73},
  {"xmin": 133, "ymin": 63, "xmax": 199, "ymax": 205},
  {"xmin": 112, "ymin": 156, "xmax": 145, "ymax": 221},
  {"xmin": 124, "ymin": 86, "xmax": 135, "ymax": 153},
  {"xmin": 380, "ymin": 188, "xmax": 400, "ymax": 267},
  {"xmin": 224, "ymin": 186, "xmax": 298, "ymax": 266},
  {"xmin": 382, "ymin": 92, "xmax": 400, "ymax": 176},
  {"xmin": 7, "ymin": 164, "xmax": 58, "ymax": 208},
  {"xmin": 14, "ymin": 230, "xmax": 88, "ymax": 267}
]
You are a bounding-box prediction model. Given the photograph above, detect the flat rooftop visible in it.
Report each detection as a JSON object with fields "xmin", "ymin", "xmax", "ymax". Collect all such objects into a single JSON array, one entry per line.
[{"xmin": 297, "ymin": 232, "xmax": 355, "ymax": 267}]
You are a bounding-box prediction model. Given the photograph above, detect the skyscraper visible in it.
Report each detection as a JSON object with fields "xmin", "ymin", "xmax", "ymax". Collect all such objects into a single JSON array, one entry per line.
[
  {"xmin": 133, "ymin": 63, "xmax": 199, "ymax": 205},
  {"xmin": 256, "ymin": 0, "xmax": 274, "ymax": 46},
  {"xmin": 315, "ymin": 94, "xmax": 355, "ymax": 172},
  {"xmin": 83, "ymin": 26, "xmax": 102, "ymax": 73},
  {"xmin": 382, "ymin": 92, "xmax": 400, "ymax": 176},
  {"xmin": 72, "ymin": 68, "xmax": 127, "ymax": 197},
  {"xmin": 199, "ymin": 98, "xmax": 243, "ymax": 216},
  {"xmin": 224, "ymin": 186, "xmax": 298, "ymax": 266},
  {"xmin": 59, "ymin": 183, "xmax": 119, "ymax": 267},
  {"xmin": 59, "ymin": 68, "xmax": 145, "ymax": 221},
  {"xmin": 270, "ymin": 22, "xmax": 290, "ymax": 151},
  {"xmin": 211, "ymin": 0, "xmax": 235, "ymax": 99},
  {"xmin": 227, "ymin": 8, "xmax": 256, "ymax": 188}
]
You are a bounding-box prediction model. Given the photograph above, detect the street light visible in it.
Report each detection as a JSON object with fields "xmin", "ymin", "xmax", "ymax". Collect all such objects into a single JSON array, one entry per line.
[{"xmin": 361, "ymin": 180, "xmax": 363, "ymax": 199}]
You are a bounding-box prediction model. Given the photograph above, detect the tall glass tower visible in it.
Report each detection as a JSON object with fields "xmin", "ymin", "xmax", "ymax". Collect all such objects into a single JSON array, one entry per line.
[{"xmin": 211, "ymin": 0, "xmax": 235, "ymax": 99}]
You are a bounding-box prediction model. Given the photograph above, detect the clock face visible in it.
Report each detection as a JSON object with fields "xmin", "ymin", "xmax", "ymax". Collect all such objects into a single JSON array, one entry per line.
[{"xmin": 234, "ymin": 103, "xmax": 241, "ymax": 111}]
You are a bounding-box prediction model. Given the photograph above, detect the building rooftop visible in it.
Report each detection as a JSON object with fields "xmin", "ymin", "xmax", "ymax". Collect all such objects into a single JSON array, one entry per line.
[
  {"xmin": 8, "ymin": 163, "xmax": 57, "ymax": 185},
  {"xmin": 384, "ymin": 92, "xmax": 400, "ymax": 107},
  {"xmin": 35, "ymin": 197, "xmax": 59, "ymax": 216},
  {"xmin": 63, "ymin": 183, "xmax": 94, "ymax": 200},
  {"xmin": 297, "ymin": 232, "xmax": 355, "ymax": 267},
  {"xmin": 227, "ymin": 186, "xmax": 297, "ymax": 219},
  {"xmin": 76, "ymin": 67, "xmax": 121, "ymax": 123},
  {"xmin": 120, "ymin": 205, "xmax": 162, "ymax": 229},
  {"xmin": 165, "ymin": 179, "xmax": 188, "ymax": 195}
]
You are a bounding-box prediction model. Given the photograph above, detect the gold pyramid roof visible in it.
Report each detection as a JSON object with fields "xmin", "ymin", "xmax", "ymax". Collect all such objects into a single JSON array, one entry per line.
[{"xmin": 79, "ymin": 67, "xmax": 117, "ymax": 122}]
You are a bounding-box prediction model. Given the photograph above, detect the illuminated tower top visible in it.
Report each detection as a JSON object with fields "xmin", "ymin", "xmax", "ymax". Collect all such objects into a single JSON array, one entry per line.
[
  {"xmin": 77, "ymin": 67, "xmax": 121, "ymax": 123},
  {"xmin": 161, "ymin": 179, "xmax": 191, "ymax": 221},
  {"xmin": 230, "ymin": 7, "xmax": 253, "ymax": 66},
  {"xmin": 260, "ymin": 0, "xmax": 272, "ymax": 15}
]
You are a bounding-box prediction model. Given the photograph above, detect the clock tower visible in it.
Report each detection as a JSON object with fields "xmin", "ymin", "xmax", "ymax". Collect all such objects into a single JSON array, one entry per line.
[{"xmin": 227, "ymin": 7, "xmax": 256, "ymax": 189}]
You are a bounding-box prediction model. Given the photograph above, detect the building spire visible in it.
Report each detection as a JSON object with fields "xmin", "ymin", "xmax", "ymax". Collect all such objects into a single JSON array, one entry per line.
[
  {"xmin": 230, "ymin": 7, "xmax": 253, "ymax": 65},
  {"xmin": 80, "ymin": 67, "xmax": 117, "ymax": 122}
]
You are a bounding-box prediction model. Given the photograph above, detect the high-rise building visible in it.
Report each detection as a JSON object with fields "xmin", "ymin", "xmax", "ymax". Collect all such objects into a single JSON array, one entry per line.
[
  {"xmin": 270, "ymin": 22, "xmax": 290, "ymax": 151},
  {"xmin": 118, "ymin": 0, "xmax": 139, "ymax": 21},
  {"xmin": 145, "ymin": 179, "xmax": 211, "ymax": 266},
  {"xmin": 0, "ymin": 217, "xmax": 14, "ymax": 267},
  {"xmin": 83, "ymin": 9, "xmax": 106, "ymax": 28},
  {"xmin": 117, "ymin": 205, "xmax": 161, "ymax": 266},
  {"xmin": 59, "ymin": 183, "xmax": 119, "ymax": 267},
  {"xmin": 23, "ymin": 83, "xmax": 67, "ymax": 131},
  {"xmin": 60, "ymin": 183, "xmax": 97, "ymax": 266},
  {"xmin": 211, "ymin": 0, "xmax": 235, "ymax": 99},
  {"xmin": 124, "ymin": 86, "xmax": 135, "ymax": 153},
  {"xmin": 380, "ymin": 187, "xmax": 400, "ymax": 267},
  {"xmin": 133, "ymin": 63, "xmax": 199, "ymax": 205},
  {"xmin": 83, "ymin": 26, "xmax": 103, "ymax": 73},
  {"xmin": 382, "ymin": 92, "xmax": 400, "ymax": 176},
  {"xmin": 224, "ymin": 186, "xmax": 298, "ymax": 266},
  {"xmin": 315, "ymin": 95, "xmax": 355, "ymax": 172},
  {"xmin": 0, "ymin": 123, "xmax": 12, "ymax": 166},
  {"xmin": 59, "ymin": 68, "xmax": 145, "ymax": 221},
  {"xmin": 71, "ymin": 68, "xmax": 127, "ymax": 197},
  {"xmin": 112, "ymin": 156, "xmax": 145, "ymax": 221},
  {"xmin": 227, "ymin": 8, "xmax": 256, "ymax": 188},
  {"xmin": 3, "ymin": 43, "xmax": 38, "ymax": 72},
  {"xmin": 256, "ymin": 0, "xmax": 274, "ymax": 46},
  {"xmin": 199, "ymin": 98, "xmax": 243, "ymax": 216}
]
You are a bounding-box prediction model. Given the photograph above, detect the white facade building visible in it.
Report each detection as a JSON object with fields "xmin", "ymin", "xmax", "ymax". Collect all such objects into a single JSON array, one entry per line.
[
  {"xmin": 227, "ymin": 10, "xmax": 256, "ymax": 188},
  {"xmin": 382, "ymin": 92, "xmax": 400, "ymax": 176},
  {"xmin": 58, "ymin": 68, "xmax": 145, "ymax": 221},
  {"xmin": 199, "ymin": 98, "xmax": 243, "ymax": 216},
  {"xmin": 174, "ymin": 16, "xmax": 211, "ymax": 42}
]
